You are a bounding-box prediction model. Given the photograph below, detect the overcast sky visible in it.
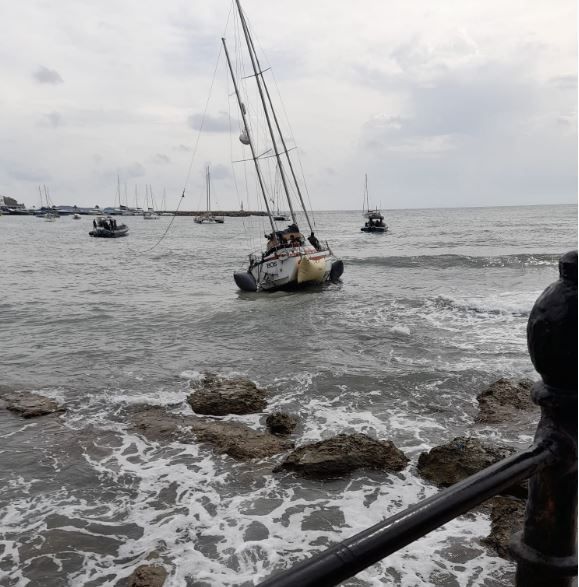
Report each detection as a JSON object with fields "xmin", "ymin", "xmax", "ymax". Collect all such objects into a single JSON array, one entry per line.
[{"xmin": 1, "ymin": 0, "xmax": 576, "ymax": 210}]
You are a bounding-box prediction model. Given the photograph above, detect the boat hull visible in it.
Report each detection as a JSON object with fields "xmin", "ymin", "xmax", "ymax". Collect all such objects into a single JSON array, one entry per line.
[
  {"xmin": 89, "ymin": 227, "xmax": 129, "ymax": 238},
  {"xmin": 361, "ymin": 226, "xmax": 387, "ymax": 233},
  {"xmin": 235, "ymin": 246, "xmax": 343, "ymax": 292},
  {"xmin": 194, "ymin": 216, "xmax": 224, "ymax": 224}
]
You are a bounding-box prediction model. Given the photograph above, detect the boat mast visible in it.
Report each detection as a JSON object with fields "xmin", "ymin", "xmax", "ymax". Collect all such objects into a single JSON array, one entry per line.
[
  {"xmin": 222, "ymin": 37, "xmax": 277, "ymax": 236},
  {"xmin": 234, "ymin": 0, "xmax": 297, "ymax": 226},
  {"xmin": 116, "ymin": 175, "xmax": 121, "ymax": 209},
  {"xmin": 207, "ymin": 165, "xmax": 211, "ymax": 213},
  {"xmin": 365, "ymin": 173, "xmax": 368, "ymax": 213},
  {"xmin": 237, "ymin": 2, "xmax": 314, "ymax": 234}
]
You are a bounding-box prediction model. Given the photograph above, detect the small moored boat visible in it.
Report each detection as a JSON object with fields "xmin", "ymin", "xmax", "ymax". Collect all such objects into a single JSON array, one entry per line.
[
  {"xmin": 194, "ymin": 166, "xmax": 225, "ymax": 224},
  {"xmin": 360, "ymin": 174, "xmax": 388, "ymax": 233},
  {"xmin": 89, "ymin": 216, "xmax": 129, "ymax": 238}
]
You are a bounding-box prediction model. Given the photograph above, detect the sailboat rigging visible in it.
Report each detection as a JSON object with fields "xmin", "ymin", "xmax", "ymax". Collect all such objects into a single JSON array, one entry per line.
[
  {"xmin": 36, "ymin": 185, "xmax": 59, "ymax": 221},
  {"xmin": 143, "ymin": 185, "xmax": 160, "ymax": 220},
  {"xmin": 225, "ymin": 0, "xmax": 343, "ymax": 291},
  {"xmin": 361, "ymin": 174, "xmax": 387, "ymax": 233},
  {"xmin": 194, "ymin": 165, "xmax": 225, "ymax": 224}
]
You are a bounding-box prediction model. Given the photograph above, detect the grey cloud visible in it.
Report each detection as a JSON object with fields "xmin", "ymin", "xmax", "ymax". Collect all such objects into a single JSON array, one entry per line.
[
  {"xmin": 121, "ymin": 162, "xmax": 146, "ymax": 179},
  {"xmin": 208, "ymin": 164, "xmax": 231, "ymax": 180},
  {"xmin": 33, "ymin": 66, "xmax": 63, "ymax": 84},
  {"xmin": 188, "ymin": 111, "xmax": 234, "ymax": 132},
  {"xmin": 174, "ymin": 144, "xmax": 192, "ymax": 152},
  {"xmin": 362, "ymin": 63, "xmax": 540, "ymax": 158},
  {"xmin": 8, "ymin": 166, "xmax": 50, "ymax": 182},
  {"xmin": 549, "ymin": 75, "xmax": 577, "ymax": 90},
  {"xmin": 154, "ymin": 153, "xmax": 170, "ymax": 164},
  {"xmin": 41, "ymin": 111, "xmax": 64, "ymax": 128}
]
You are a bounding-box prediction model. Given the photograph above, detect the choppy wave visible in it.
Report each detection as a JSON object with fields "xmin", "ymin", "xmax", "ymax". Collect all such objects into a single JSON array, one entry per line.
[{"xmin": 350, "ymin": 253, "xmax": 560, "ymax": 269}]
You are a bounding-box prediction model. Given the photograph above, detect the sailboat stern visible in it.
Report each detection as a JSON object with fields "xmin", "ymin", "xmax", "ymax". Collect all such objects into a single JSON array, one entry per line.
[{"xmin": 234, "ymin": 271, "xmax": 258, "ymax": 292}]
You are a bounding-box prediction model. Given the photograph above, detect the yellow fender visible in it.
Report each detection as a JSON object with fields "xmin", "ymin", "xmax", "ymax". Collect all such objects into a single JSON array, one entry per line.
[{"xmin": 297, "ymin": 255, "xmax": 326, "ymax": 284}]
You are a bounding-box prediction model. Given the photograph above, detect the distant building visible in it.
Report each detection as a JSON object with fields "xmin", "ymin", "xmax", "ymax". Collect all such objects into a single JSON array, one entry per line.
[{"xmin": 0, "ymin": 195, "xmax": 25, "ymax": 209}]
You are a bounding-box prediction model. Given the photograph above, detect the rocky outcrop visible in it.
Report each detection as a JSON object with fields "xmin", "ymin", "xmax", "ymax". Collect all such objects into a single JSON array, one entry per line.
[
  {"xmin": 130, "ymin": 406, "xmax": 292, "ymax": 460},
  {"xmin": 187, "ymin": 375, "xmax": 268, "ymax": 416},
  {"xmin": 266, "ymin": 412, "xmax": 298, "ymax": 436},
  {"xmin": 476, "ymin": 378, "xmax": 538, "ymax": 424},
  {"xmin": 417, "ymin": 436, "xmax": 526, "ymax": 498},
  {"xmin": 1, "ymin": 391, "xmax": 65, "ymax": 418},
  {"xmin": 481, "ymin": 496, "xmax": 526, "ymax": 559},
  {"xmin": 127, "ymin": 564, "xmax": 167, "ymax": 587},
  {"xmin": 274, "ymin": 433, "xmax": 409, "ymax": 479}
]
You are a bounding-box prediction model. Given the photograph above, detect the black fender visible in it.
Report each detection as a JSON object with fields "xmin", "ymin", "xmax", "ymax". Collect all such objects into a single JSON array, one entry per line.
[
  {"xmin": 234, "ymin": 271, "xmax": 258, "ymax": 292},
  {"xmin": 330, "ymin": 260, "xmax": 344, "ymax": 283}
]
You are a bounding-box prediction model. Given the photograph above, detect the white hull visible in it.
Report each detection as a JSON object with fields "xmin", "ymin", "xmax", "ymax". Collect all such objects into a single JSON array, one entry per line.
[
  {"xmin": 235, "ymin": 245, "xmax": 343, "ymax": 291},
  {"xmin": 194, "ymin": 216, "xmax": 224, "ymax": 224}
]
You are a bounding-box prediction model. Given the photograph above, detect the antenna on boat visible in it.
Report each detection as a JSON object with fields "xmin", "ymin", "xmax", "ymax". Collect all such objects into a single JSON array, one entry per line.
[
  {"xmin": 222, "ymin": 36, "xmax": 277, "ymax": 236},
  {"xmin": 236, "ymin": 0, "xmax": 314, "ymax": 234},
  {"xmin": 234, "ymin": 0, "xmax": 298, "ymax": 227}
]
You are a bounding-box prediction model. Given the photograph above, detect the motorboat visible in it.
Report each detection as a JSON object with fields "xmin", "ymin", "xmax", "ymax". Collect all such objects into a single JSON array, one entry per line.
[{"xmin": 89, "ymin": 216, "xmax": 129, "ymax": 238}]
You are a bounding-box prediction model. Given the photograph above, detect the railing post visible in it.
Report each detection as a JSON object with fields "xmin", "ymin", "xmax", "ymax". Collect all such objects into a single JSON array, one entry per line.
[{"xmin": 512, "ymin": 250, "xmax": 578, "ymax": 586}]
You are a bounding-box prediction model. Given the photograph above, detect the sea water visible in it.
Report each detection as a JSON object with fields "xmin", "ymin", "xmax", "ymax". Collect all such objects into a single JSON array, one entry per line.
[{"xmin": 0, "ymin": 204, "xmax": 576, "ymax": 586}]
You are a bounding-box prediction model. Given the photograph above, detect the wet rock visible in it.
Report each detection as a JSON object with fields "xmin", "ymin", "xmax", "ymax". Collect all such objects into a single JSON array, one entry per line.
[
  {"xmin": 481, "ymin": 496, "xmax": 526, "ymax": 559},
  {"xmin": 187, "ymin": 375, "xmax": 268, "ymax": 416},
  {"xmin": 127, "ymin": 564, "xmax": 167, "ymax": 587},
  {"xmin": 476, "ymin": 378, "xmax": 538, "ymax": 424},
  {"xmin": 1, "ymin": 391, "xmax": 65, "ymax": 418},
  {"xmin": 417, "ymin": 436, "xmax": 526, "ymax": 498},
  {"xmin": 266, "ymin": 412, "xmax": 298, "ymax": 435},
  {"xmin": 192, "ymin": 419, "xmax": 293, "ymax": 460},
  {"xmin": 130, "ymin": 406, "xmax": 292, "ymax": 460},
  {"xmin": 274, "ymin": 433, "xmax": 409, "ymax": 479}
]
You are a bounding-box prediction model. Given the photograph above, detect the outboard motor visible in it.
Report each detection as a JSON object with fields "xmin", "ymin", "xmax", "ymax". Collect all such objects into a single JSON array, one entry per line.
[
  {"xmin": 234, "ymin": 271, "xmax": 257, "ymax": 292},
  {"xmin": 329, "ymin": 260, "xmax": 344, "ymax": 283}
]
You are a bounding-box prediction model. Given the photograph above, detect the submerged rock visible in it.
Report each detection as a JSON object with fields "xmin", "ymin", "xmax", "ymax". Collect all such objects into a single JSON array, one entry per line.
[
  {"xmin": 187, "ymin": 375, "xmax": 268, "ymax": 416},
  {"xmin": 274, "ymin": 433, "xmax": 409, "ymax": 479},
  {"xmin": 127, "ymin": 564, "xmax": 167, "ymax": 587},
  {"xmin": 476, "ymin": 378, "xmax": 538, "ymax": 424},
  {"xmin": 417, "ymin": 436, "xmax": 526, "ymax": 498},
  {"xmin": 1, "ymin": 391, "xmax": 65, "ymax": 418},
  {"xmin": 130, "ymin": 406, "xmax": 292, "ymax": 460},
  {"xmin": 481, "ymin": 496, "xmax": 526, "ymax": 559},
  {"xmin": 266, "ymin": 412, "xmax": 298, "ymax": 436}
]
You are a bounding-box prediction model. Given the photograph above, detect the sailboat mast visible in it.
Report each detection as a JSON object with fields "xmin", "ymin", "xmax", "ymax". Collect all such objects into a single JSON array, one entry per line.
[
  {"xmin": 116, "ymin": 175, "xmax": 121, "ymax": 209},
  {"xmin": 222, "ymin": 37, "xmax": 277, "ymax": 236},
  {"xmin": 207, "ymin": 166, "xmax": 211, "ymax": 213},
  {"xmin": 365, "ymin": 173, "xmax": 368, "ymax": 212},
  {"xmin": 235, "ymin": 0, "xmax": 297, "ymax": 226},
  {"xmin": 239, "ymin": 5, "xmax": 314, "ymax": 234}
]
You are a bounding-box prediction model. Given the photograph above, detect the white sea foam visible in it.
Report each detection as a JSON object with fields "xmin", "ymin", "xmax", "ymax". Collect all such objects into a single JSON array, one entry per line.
[{"xmin": 390, "ymin": 324, "xmax": 411, "ymax": 336}]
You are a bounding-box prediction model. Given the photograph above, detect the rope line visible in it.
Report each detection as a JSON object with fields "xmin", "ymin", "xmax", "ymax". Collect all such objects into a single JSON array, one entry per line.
[{"xmin": 128, "ymin": 39, "xmax": 225, "ymax": 254}]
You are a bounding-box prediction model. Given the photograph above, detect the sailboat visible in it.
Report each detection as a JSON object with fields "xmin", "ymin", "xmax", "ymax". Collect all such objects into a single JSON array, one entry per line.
[
  {"xmin": 35, "ymin": 185, "xmax": 59, "ymax": 221},
  {"xmin": 360, "ymin": 174, "xmax": 387, "ymax": 233},
  {"xmin": 143, "ymin": 185, "xmax": 160, "ymax": 220},
  {"xmin": 225, "ymin": 0, "xmax": 343, "ymax": 292},
  {"xmin": 194, "ymin": 165, "xmax": 224, "ymax": 224}
]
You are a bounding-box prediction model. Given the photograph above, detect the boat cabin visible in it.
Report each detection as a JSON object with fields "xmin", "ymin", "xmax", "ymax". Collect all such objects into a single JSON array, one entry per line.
[{"xmin": 265, "ymin": 223, "xmax": 305, "ymax": 255}]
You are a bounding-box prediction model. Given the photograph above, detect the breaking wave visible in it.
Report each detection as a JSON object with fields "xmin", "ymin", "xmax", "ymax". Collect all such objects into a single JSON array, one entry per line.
[{"xmin": 350, "ymin": 253, "xmax": 560, "ymax": 269}]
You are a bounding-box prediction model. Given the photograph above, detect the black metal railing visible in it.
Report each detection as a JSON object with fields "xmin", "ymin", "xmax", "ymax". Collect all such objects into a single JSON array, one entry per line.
[{"xmin": 259, "ymin": 250, "xmax": 577, "ymax": 587}]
